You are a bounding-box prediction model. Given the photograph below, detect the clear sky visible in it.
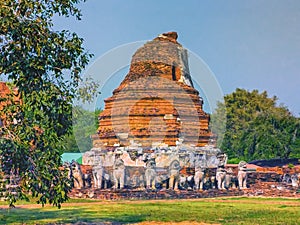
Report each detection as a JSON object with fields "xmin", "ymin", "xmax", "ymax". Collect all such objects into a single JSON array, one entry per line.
[{"xmin": 54, "ymin": 0, "xmax": 300, "ymax": 116}]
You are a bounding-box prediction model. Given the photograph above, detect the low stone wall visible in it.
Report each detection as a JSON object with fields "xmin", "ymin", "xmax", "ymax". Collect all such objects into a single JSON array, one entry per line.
[
  {"xmin": 247, "ymin": 172, "xmax": 282, "ymax": 184},
  {"xmin": 69, "ymin": 183, "xmax": 300, "ymax": 200},
  {"xmin": 69, "ymin": 189, "xmax": 245, "ymax": 200},
  {"xmin": 255, "ymin": 166, "xmax": 300, "ymax": 174}
]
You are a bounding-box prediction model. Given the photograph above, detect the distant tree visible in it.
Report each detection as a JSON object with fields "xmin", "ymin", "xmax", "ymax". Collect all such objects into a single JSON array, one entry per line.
[
  {"xmin": 62, "ymin": 107, "xmax": 102, "ymax": 153},
  {"xmin": 0, "ymin": 0, "xmax": 94, "ymax": 207},
  {"xmin": 211, "ymin": 88, "xmax": 300, "ymax": 161}
]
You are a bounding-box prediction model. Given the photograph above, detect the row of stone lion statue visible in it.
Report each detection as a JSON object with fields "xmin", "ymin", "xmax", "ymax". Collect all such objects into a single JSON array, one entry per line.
[{"xmin": 64, "ymin": 157, "xmax": 249, "ymax": 191}]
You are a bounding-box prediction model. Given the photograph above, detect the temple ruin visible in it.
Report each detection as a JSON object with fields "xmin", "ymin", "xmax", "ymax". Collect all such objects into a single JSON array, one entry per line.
[
  {"xmin": 93, "ymin": 31, "xmax": 212, "ymax": 148},
  {"xmin": 81, "ymin": 32, "xmax": 228, "ymax": 190}
]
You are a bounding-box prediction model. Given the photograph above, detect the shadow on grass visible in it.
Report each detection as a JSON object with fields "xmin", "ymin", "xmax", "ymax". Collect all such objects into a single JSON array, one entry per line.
[{"xmin": 0, "ymin": 207, "xmax": 146, "ymax": 225}]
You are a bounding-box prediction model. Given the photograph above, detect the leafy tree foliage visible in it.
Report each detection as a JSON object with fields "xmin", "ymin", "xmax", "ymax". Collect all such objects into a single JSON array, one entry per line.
[
  {"xmin": 62, "ymin": 107, "xmax": 102, "ymax": 153},
  {"xmin": 212, "ymin": 88, "xmax": 300, "ymax": 161},
  {"xmin": 0, "ymin": 0, "xmax": 92, "ymax": 207}
]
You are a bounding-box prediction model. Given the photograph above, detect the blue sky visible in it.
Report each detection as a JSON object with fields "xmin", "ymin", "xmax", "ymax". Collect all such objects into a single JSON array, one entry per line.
[{"xmin": 54, "ymin": 0, "xmax": 300, "ymax": 115}]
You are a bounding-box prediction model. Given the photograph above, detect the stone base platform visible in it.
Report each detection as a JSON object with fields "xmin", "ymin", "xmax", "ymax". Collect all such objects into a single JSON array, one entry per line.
[
  {"xmin": 69, "ymin": 189, "xmax": 245, "ymax": 200},
  {"xmin": 69, "ymin": 183, "xmax": 300, "ymax": 200}
]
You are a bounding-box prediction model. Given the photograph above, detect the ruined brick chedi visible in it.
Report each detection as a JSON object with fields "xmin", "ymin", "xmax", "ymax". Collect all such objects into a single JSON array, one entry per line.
[{"xmin": 93, "ymin": 32, "xmax": 212, "ymax": 148}]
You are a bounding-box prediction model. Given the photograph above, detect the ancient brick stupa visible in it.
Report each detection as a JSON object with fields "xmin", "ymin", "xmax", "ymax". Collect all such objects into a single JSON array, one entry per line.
[{"xmin": 93, "ymin": 32, "xmax": 212, "ymax": 149}]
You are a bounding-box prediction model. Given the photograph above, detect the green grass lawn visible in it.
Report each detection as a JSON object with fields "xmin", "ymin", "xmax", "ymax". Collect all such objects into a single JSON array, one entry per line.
[{"xmin": 0, "ymin": 197, "xmax": 299, "ymax": 225}]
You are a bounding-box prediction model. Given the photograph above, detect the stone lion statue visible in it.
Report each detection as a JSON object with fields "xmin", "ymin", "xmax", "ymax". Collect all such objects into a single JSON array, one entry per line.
[
  {"xmin": 169, "ymin": 160, "xmax": 181, "ymax": 190},
  {"xmin": 143, "ymin": 153, "xmax": 156, "ymax": 190},
  {"xmin": 194, "ymin": 155, "xmax": 207, "ymax": 191},
  {"xmin": 225, "ymin": 168, "xmax": 237, "ymax": 189},
  {"xmin": 237, "ymin": 161, "xmax": 248, "ymax": 189},
  {"xmin": 70, "ymin": 160, "xmax": 84, "ymax": 189},
  {"xmin": 216, "ymin": 166, "xmax": 227, "ymax": 190},
  {"xmin": 113, "ymin": 154, "xmax": 125, "ymax": 189},
  {"xmin": 194, "ymin": 167, "xmax": 206, "ymax": 191},
  {"xmin": 92, "ymin": 156, "xmax": 104, "ymax": 189}
]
